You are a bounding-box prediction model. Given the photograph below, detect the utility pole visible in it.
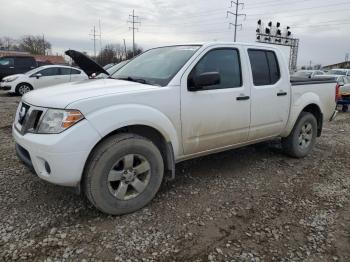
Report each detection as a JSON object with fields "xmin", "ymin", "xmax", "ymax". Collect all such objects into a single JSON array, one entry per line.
[
  {"xmin": 127, "ymin": 9, "xmax": 141, "ymax": 57},
  {"xmin": 123, "ymin": 39, "xmax": 127, "ymax": 59},
  {"xmin": 42, "ymin": 34, "xmax": 45, "ymax": 55},
  {"xmin": 89, "ymin": 25, "xmax": 101, "ymax": 58},
  {"xmin": 227, "ymin": 0, "xmax": 246, "ymax": 42},
  {"xmin": 99, "ymin": 19, "xmax": 102, "ymax": 53}
]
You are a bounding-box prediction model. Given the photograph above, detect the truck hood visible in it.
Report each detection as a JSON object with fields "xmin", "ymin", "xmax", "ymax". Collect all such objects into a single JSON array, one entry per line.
[
  {"xmin": 22, "ymin": 79, "xmax": 159, "ymax": 108},
  {"xmin": 65, "ymin": 50, "xmax": 109, "ymax": 77}
]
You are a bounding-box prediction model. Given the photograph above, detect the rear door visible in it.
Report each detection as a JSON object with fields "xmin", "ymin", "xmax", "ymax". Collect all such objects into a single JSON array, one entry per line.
[
  {"xmin": 247, "ymin": 49, "xmax": 290, "ymax": 140},
  {"xmin": 181, "ymin": 46, "xmax": 251, "ymax": 155},
  {"xmin": 60, "ymin": 67, "xmax": 84, "ymax": 82},
  {"xmin": 14, "ymin": 57, "xmax": 36, "ymax": 74}
]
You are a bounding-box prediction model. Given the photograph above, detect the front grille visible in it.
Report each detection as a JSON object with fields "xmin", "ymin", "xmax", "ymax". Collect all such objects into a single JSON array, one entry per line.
[{"xmin": 17, "ymin": 103, "xmax": 44, "ymax": 134}]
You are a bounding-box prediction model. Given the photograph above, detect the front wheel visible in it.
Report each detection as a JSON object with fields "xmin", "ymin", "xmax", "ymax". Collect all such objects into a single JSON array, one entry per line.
[
  {"xmin": 83, "ymin": 133, "xmax": 164, "ymax": 215},
  {"xmin": 282, "ymin": 112, "xmax": 317, "ymax": 158},
  {"xmin": 15, "ymin": 83, "xmax": 32, "ymax": 95},
  {"xmin": 342, "ymin": 105, "xmax": 348, "ymax": 113}
]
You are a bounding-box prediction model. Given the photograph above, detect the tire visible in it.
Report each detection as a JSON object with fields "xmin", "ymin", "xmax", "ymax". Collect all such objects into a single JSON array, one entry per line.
[
  {"xmin": 83, "ymin": 133, "xmax": 164, "ymax": 215},
  {"xmin": 282, "ymin": 112, "xmax": 317, "ymax": 158},
  {"xmin": 342, "ymin": 105, "xmax": 348, "ymax": 113},
  {"xmin": 15, "ymin": 83, "xmax": 32, "ymax": 96}
]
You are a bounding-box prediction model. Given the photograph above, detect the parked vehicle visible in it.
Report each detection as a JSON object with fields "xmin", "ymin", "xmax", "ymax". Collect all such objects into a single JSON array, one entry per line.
[
  {"xmin": 0, "ymin": 56, "xmax": 37, "ymax": 80},
  {"xmin": 309, "ymin": 74, "xmax": 350, "ymax": 112},
  {"xmin": 96, "ymin": 60, "xmax": 129, "ymax": 79},
  {"xmin": 292, "ymin": 70, "xmax": 325, "ymax": 79},
  {"xmin": 313, "ymin": 74, "xmax": 349, "ymax": 83},
  {"xmin": 0, "ymin": 65, "xmax": 88, "ymax": 95},
  {"xmin": 103, "ymin": 63, "xmax": 116, "ymax": 70},
  {"xmin": 329, "ymin": 69, "xmax": 350, "ymax": 76},
  {"xmin": 13, "ymin": 42, "xmax": 338, "ymax": 215}
]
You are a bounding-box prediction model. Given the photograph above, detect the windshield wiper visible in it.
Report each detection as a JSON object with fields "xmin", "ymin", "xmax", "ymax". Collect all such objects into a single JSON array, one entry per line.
[{"xmin": 116, "ymin": 76, "xmax": 148, "ymax": 85}]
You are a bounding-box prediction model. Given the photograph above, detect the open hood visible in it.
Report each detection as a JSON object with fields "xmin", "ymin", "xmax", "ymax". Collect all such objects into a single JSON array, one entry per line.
[{"xmin": 65, "ymin": 50, "xmax": 109, "ymax": 77}]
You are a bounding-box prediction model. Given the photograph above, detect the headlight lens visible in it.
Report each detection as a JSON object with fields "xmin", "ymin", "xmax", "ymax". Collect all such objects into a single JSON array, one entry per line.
[
  {"xmin": 37, "ymin": 109, "xmax": 84, "ymax": 134},
  {"xmin": 4, "ymin": 75, "xmax": 19, "ymax": 82}
]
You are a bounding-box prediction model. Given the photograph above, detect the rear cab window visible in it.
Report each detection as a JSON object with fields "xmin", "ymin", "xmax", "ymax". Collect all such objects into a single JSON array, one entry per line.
[{"xmin": 248, "ymin": 49, "xmax": 281, "ymax": 86}]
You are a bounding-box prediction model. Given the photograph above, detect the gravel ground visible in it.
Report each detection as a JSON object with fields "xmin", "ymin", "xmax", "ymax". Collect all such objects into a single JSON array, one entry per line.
[{"xmin": 0, "ymin": 91, "xmax": 349, "ymax": 261}]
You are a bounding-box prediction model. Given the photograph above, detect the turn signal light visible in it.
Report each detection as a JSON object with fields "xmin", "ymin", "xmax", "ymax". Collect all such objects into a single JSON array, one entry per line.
[{"xmin": 62, "ymin": 110, "xmax": 84, "ymax": 129}]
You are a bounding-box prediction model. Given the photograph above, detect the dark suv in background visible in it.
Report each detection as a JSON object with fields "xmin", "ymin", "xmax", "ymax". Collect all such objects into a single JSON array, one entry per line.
[{"xmin": 0, "ymin": 56, "xmax": 37, "ymax": 80}]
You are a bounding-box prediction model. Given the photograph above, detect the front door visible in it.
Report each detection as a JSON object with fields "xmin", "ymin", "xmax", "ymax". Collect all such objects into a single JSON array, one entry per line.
[
  {"xmin": 181, "ymin": 47, "xmax": 251, "ymax": 155},
  {"xmin": 31, "ymin": 67, "xmax": 62, "ymax": 88}
]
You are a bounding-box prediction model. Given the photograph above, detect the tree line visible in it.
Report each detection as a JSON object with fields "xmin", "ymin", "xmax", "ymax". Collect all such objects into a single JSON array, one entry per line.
[
  {"xmin": 0, "ymin": 36, "xmax": 51, "ymax": 55},
  {"xmin": 0, "ymin": 35, "xmax": 143, "ymax": 66},
  {"xmin": 95, "ymin": 44, "xmax": 143, "ymax": 66}
]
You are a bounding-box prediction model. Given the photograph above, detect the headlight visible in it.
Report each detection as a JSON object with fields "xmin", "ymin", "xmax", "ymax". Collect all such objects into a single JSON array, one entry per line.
[
  {"xmin": 4, "ymin": 75, "xmax": 19, "ymax": 82},
  {"xmin": 37, "ymin": 109, "xmax": 84, "ymax": 134}
]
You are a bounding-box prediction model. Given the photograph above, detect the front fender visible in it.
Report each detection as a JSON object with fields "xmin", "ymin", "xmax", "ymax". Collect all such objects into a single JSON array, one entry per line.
[
  {"xmin": 281, "ymin": 92, "xmax": 322, "ymax": 137},
  {"xmin": 85, "ymin": 104, "xmax": 181, "ymax": 156}
]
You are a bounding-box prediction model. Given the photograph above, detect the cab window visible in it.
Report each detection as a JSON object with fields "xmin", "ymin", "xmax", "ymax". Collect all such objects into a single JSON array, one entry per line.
[{"xmin": 188, "ymin": 48, "xmax": 242, "ymax": 90}]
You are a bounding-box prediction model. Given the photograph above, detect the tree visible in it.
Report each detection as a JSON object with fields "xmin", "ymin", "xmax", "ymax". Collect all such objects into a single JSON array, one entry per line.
[
  {"xmin": 0, "ymin": 37, "xmax": 19, "ymax": 51},
  {"xmin": 96, "ymin": 43, "xmax": 143, "ymax": 66},
  {"xmin": 18, "ymin": 35, "xmax": 51, "ymax": 55}
]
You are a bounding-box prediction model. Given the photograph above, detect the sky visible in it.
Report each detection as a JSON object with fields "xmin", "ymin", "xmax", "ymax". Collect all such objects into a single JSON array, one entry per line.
[{"xmin": 0, "ymin": 0, "xmax": 349, "ymax": 67}]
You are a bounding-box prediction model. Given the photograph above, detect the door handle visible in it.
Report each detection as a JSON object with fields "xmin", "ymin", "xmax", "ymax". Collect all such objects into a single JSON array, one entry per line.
[
  {"xmin": 277, "ymin": 92, "xmax": 287, "ymax": 96},
  {"xmin": 236, "ymin": 95, "xmax": 250, "ymax": 101}
]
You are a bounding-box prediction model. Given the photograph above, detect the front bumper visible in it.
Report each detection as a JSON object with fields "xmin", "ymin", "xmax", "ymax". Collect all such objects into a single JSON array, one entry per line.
[
  {"xmin": 12, "ymin": 119, "xmax": 101, "ymax": 187},
  {"xmin": 0, "ymin": 81, "xmax": 13, "ymax": 91}
]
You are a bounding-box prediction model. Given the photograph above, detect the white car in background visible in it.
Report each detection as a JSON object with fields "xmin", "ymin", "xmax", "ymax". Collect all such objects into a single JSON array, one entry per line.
[
  {"xmin": 0, "ymin": 65, "xmax": 88, "ymax": 95},
  {"xmin": 329, "ymin": 68, "xmax": 350, "ymax": 76},
  {"xmin": 292, "ymin": 70, "xmax": 325, "ymax": 79}
]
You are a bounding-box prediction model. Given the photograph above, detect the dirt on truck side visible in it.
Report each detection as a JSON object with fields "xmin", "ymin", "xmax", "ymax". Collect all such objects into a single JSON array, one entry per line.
[{"xmin": 0, "ymin": 91, "xmax": 349, "ymax": 261}]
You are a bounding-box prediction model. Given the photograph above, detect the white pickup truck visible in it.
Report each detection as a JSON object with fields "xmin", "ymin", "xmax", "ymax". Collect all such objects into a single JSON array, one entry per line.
[{"xmin": 13, "ymin": 42, "xmax": 338, "ymax": 215}]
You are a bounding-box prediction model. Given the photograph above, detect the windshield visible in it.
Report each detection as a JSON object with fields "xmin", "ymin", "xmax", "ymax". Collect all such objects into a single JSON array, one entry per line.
[
  {"xmin": 107, "ymin": 60, "xmax": 128, "ymax": 74},
  {"xmin": 94, "ymin": 61, "xmax": 129, "ymax": 79},
  {"xmin": 293, "ymin": 71, "xmax": 312, "ymax": 77},
  {"xmin": 111, "ymin": 45, "xmax": 201, "ymax": 86},
  {"xmin": 330, "ymin": 69, "xmax": 347, "ymax": 76}
]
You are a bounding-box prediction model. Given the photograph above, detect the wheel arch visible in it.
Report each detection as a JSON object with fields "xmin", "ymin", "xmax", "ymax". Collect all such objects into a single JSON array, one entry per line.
[
  {"xmin": 301, "ymin": 103, "xmax": 323, "ymax": 137},
  {"xmin": 282, "ymin": 90, "xmax": 324, "ymax": 138},
  {"xmin": 15, "ymin": 82, "xmax": 33, "ymax": 94},
  {"xmin": 82, "ymin": 124, "xmax": 176, "ymax": 192}
]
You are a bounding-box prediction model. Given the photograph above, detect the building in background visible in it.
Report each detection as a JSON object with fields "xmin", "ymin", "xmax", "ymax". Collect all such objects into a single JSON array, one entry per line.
[
  {"xmin": 323, "ymin": 61, "xmax": 350, "ymax": 70},
  {"xmin": 0, "ymin": 50, "xmax": 66, "ymax": 66},
  {"xmin": 33, "ymin": 55, "xmax": 66, "ymax": 65},
  {"xmin": 0, "ymin": 50, "xmax": 30, "ymax": 57}
]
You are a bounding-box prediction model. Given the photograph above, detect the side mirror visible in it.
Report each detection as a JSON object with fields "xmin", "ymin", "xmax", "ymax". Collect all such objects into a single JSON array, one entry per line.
[
  {"xmin": 33, "ymin": 73, "xmax": 42, "ymax": 79},
  {"xmin": 188, "ymin": 72, "xmax": 220, "ymax": 91}
]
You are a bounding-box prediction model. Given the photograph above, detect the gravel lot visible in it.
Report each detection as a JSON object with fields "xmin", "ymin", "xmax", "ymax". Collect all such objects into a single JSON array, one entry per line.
[{"xmin": 0, "ymin": 90, "xmax": 349, "ymax": 261}]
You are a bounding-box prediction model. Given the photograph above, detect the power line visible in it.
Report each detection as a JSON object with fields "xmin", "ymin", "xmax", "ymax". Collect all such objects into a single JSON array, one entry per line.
[
  {"xmin": 227, "ymin": 0, "xmax": 246, "ymax": 42},
  {"xmin": 127, "ymin": 9, "xmax": 141, "ymax": 57}
]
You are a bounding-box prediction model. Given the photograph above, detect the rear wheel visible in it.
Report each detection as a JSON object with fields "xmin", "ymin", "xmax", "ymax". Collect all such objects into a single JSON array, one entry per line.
[
  {"xmin": 83, "ymin": 133, "xmax": 164, "ymax": 215},
  {"xmin": 282, "ymin": 112, "xmax": 317, "ymax": 158},
  {"xmin": 15, "ymin": 83, "xmax": 32, "ymax": 95}
]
